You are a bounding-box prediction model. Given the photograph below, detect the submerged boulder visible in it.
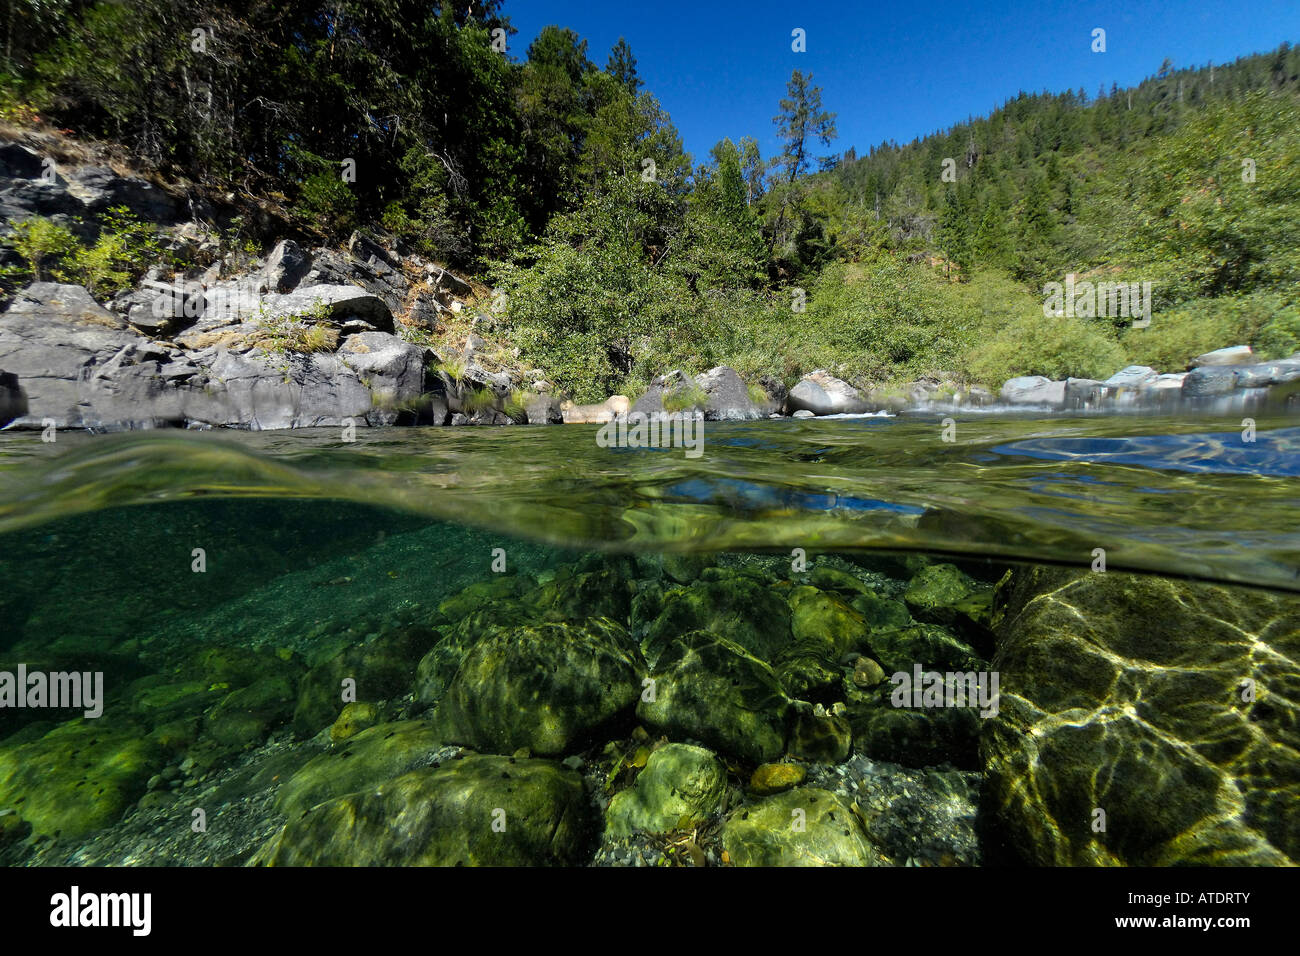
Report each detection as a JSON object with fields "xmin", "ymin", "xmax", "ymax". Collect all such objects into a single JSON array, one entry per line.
[
  {"xmin": 275, "ymin": 719, "xmax": 445, "ymax": 820},
  {"xmin": 984, "ymin": 567, "xmax": 1300, "ymax": 866},
  {"xmin": 638, "ymin": 632, "xmax": 789, "ymax": 764},
  {"xmin": 722, "ymin": 787, "xmax": 881, "ymax": 866},
  {"xmin": 429, "ymin": 619, "xmax": 643, "ymax": 756},
  {"xmin": 604, "ymin": 743, "xmax": 728, "ymax": 837},
  {"xmin": 255, "ymin": 755, "xmax": 591, "ymax": 866},
  {"xmin": 0, "ymin": 720, "xmax": 165, "ymax": 840}
]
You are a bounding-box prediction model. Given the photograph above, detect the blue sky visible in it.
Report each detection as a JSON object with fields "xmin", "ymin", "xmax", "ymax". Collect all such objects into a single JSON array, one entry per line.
[{"xmin": 504, "ymin": 0, "xmax": 1300, "ymax": 165}]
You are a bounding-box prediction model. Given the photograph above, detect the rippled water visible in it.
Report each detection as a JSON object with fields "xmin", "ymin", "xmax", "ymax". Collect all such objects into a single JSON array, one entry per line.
[{"xmin": 0, "ymin": 414, "xmax": 1296, "ymax": 867}]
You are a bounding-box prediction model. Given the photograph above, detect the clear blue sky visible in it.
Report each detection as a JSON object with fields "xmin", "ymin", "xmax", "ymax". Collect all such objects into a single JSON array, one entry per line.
[{"xmin": 503, "ymin": 0, "xmax": 1300, "ymax": 165}]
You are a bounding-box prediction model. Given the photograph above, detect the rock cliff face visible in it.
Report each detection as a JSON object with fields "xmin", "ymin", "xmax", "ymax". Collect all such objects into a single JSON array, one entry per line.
[{"xmin": 0, "ymin": 136, "xmax": 530, "ymax": 431}]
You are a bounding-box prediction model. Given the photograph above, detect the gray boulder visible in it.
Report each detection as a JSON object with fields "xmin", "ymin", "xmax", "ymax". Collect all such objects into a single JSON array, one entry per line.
[
  {"xmin": 1102, "ymin": 365, "xmax": 1159, "ymax": 389},
  {"xmin": 787, "ymin": 369, "xmax": 866, "ymax": 415},
  {"xmin": 631, "ymin": 369, "xmax": 701, "ymax": 417},
  {"xmin": 524, "ymin": 392, "xmax": 563, "ymax": 425},
  {"xmin": 4, "ymin": 282, "xmax": 125, "ymax": 328},
  {"xmin": 696, "ymin": 365, "xmax": 766, "ymax": 420},
  {"xmin": 258, "ymin": 240, "xmax": 312, "ymax": 294},
  {"xmin": 999, "ymin": 376, "xmax": 1066, "ymax": 406},
  {"xmin": 1182, "ymin": 365, "xmax": 1239, "ymax": 396},
  {"xmin": 1192, "ymin": 345, "xmax": 1254, "ymax": 367},
  {"xmin": 61, "ymin": 165, "xmax": 178, "ymax": 223}
]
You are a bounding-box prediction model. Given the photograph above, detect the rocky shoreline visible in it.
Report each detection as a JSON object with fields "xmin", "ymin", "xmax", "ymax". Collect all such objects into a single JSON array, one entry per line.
[{"xmin": 3, "ymin": 137, "xmax": 1297, "ymax": 433}]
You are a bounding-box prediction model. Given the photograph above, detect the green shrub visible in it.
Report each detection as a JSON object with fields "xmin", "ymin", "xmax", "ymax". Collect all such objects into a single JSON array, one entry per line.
[
  {"xmin": 967, "ymin": 313, "xmax": 1128, "ymax": 385},
  {"xmin": 1122, "ymin": 291, "xmax": 1300, "ymax": 369},
  {"xmin": 7, "ymin": 216, "xmax": 80, "ymax": 283}
]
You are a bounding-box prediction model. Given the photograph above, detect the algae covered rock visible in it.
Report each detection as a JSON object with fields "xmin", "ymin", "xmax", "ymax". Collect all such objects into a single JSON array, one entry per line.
[
  {"xmin": 292, "ymin": 625, "xmax": 436, "ymax": 737},
  {"xmin": 722, "ymin": 788, "xmax": 880, "ymax": 866},
  {"xmin": 789, "ymin": 711, "xmax": 852, "ymax": 763},
  {"xmin": 775, "ymin": 586, "xmax": 870, "ymax": 696},
  {"xmin": 750, "ymin": 762, "xmax": 806, "ymax": 795},
  {"xmin": 256, "ymin": 755, "xmax": 591, "ymax": 866},
  {"xmin": 203, "ymin": 674, "xmax": 297, "ymax": 750},
  {"xmin": 429, "ymin": 618, "xmax": 643, "ymax": 756},
  {"xmin": 330, "ymin": 701, "xmax": 380, "ymax": 742},
  {"xmin": 0, "ymin": 720, "xmax": 164, "ymax": 839},
  {"xmin": 276, "ymin": 719, "xmax": 444, "ymax": 820},
  {"xmin": 903, "ymin": 563, "xmax": 994, "ymax": 649},
  {"xmin": 605, "ymin": 743, "xmax": 727, "ymax": 837},
  {"xmin": 640, "ymin": 573, "xmax": 792, "ymax": 666},
  {"xmin": 985, "ymin": 567, "xmax": 1300, "ymax": 866},
  {"xmin": 638, "ymin": 632, "xmax": 789, "ymax": 764}
]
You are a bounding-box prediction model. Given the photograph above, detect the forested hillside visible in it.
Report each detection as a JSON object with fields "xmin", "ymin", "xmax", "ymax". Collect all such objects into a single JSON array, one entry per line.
[{"xmin": 2, "ymin": 1, "xmax": 1298, "ymax": 400}]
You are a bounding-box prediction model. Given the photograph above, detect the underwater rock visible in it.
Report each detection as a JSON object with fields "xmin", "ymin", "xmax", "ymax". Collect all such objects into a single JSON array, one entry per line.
[
  {"xmin": 255, "ymin": 754, "xmax": 591, "ymax": 866},
  {"xmin": 852, "ymin": 656, "xmax": 886, "ymax": 687},
  {"xmin": 275, "ymin": 719, "xmax": 445, "ymax": 820},
  {"xmin": 0, "ymin": 719, "xmax": 165, "ymax": 840},
  {"xmin": 429, "ymin": 619, "xmax": 643, "ymax": 756},
  {"xmin": 866, "ymin": 623, "xmax": 983, "ymax": 677},
  {"xmin": 202, "ymin": 674, "xmax": 298, "ymax": 751},
  {"xmin": 903, "ymin": 563, "xmax": 995, "ymax": 649},
  {"xmin": 524, "ymin": 568, "xmax": 632, "ymax": 624},
  {"xmin": 292, "ymin": 625, "xmax": 436, "ymax": 738},
  {"xmin": 604, "ymin": 743, "xmax": 727, "ymax": 837},
  {"xmin": 436, "ymin": 575, "xmax": 527, "ymax": 621},
  {"xmin": 789, "ymin": 711, "xmax": 853, "ymax": 763},
  {"xmin": 850, "ymin": 700, "xmax": 983, "ymax": 770},
  {"xmin": 750, "ymin": 762, "xmax": 806, "ymax": 795},
  {"xmin": 330, "ymin": 702, "xmax": 380, "ymax": 742},
  {"xmin": 722, "ymin": 787, "xmax": 881, "ymax": 866},
  {"xmin": 808, "ymin": 566, "xmax": 872, "ymax": 596},
  {"xmin": 638, "ymin": 632, "xmax": 789, "ymax": 764},
  {"xmin": 640, "ymin": 573, "xmax": 792, "ymax": 666},
  {"xmin": 984, "ymin": 567, "xmax": 1300, "ymax": 865},
  {"xmin": 775, "ymin": 586, "xmax": 870, "ymax": 696}
]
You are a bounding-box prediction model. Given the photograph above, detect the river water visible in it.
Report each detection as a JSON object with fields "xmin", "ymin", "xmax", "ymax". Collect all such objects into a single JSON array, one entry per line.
[{"xmin": 0, "ymin": 413, "xmax": 1296, "ymax": 866}]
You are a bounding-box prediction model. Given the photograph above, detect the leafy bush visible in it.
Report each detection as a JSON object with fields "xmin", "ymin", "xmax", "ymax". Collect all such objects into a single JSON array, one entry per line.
[
  {"xmin": 967, "ymin": 314, "xmax": 1128, "ymax": 385},
  {"xmin": 1122, "ymin": 291, "xmax": 1300, "ymax": 370},
  {"xmin": 4, "ymin": 207, "xmax": 162, "ymax": 295}
]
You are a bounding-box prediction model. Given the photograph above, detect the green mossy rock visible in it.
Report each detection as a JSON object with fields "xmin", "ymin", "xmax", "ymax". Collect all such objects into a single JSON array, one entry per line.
[
  {"xmin": 786, "ymin": 586, "xmax": 869, "ymax": 659},
  {"xmin": 255, "ymin": 755, "xmax": 591, "ymax": 866},
  {"xmin": 292, "ymin": 625, "xmax": 437, "ymax": 737},
  {"xmin": 605, "ymin": 743, "xmax": 727, "ymax": 837},
  {"xmin": 985, "ymin": 567, "xmax": 1300, "ymax": 866},
  {"xmin": 127, "ymin": 677, "xmax": 226, "ymax": 722},
  {"xmin": 524, "ymin": 569, "xmax": 632, "ymax": 624},
  {"xmin": 276, "ymin": 719, "xmax": 444, "ymax": 820},
  {"xmin": 640, "ymin": 574, "xmax": 792, "ymax": 666},
  {"xmin": 789, "ymin": 712, "xmax": 852, "ymax": 762},
  {"xmin": 0, "ymin": 720, "xmax": 164, "ymax": 840},
  {"xmin": 429, "ymin": 619, "xmax": 643, "ymax": 756},
  {"xmin": 850, "ymin": 592, "xmax": 914, "ymax": 630},
  {"xmin": 866, "ymin": 623, "xmax": 983, "ymax": 676},
  {"xmin": 722, "ymin": 788, "xmax": 880, "ymax": 866},
  {"xmin": 903, "ymin": 563, "xmax": 995, "ymax": 650},
  {"xmin": 809, "ymin": 566, "xmax": 871, "ymax": 596},
  {"xmin": 204, "ymin": 674, "xmax": 298, "ymax": 750},
  {"xmin": 852, "ymin": 702, "xmax": 982, "ymax": 770},
  {"xmin": 437, "ymin": 575, "xmax": 527, "ymax": 621},
  {"xmin": 330, "ymin": 701, "xmax": 380, "ymax": 742},
  {"xmin": 176, "ymin": 644, "xmax": 296, "ymax": 688},
  {"xmin": 774, "ymin": 586, "xmax": 869, "ymax": 696},
  {"xmin": 638, "ymin": 631, "xmax": 788, "ymax": 764},
  {"xmin": 750, "ymin": 762, "xmax": 806, "ymax": 795}
]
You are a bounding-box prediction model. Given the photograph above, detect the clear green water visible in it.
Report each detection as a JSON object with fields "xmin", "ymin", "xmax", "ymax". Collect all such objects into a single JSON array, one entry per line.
[{"xmin": 0, "ymin": 415, "xmax": 1297, "ymax": 866}]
